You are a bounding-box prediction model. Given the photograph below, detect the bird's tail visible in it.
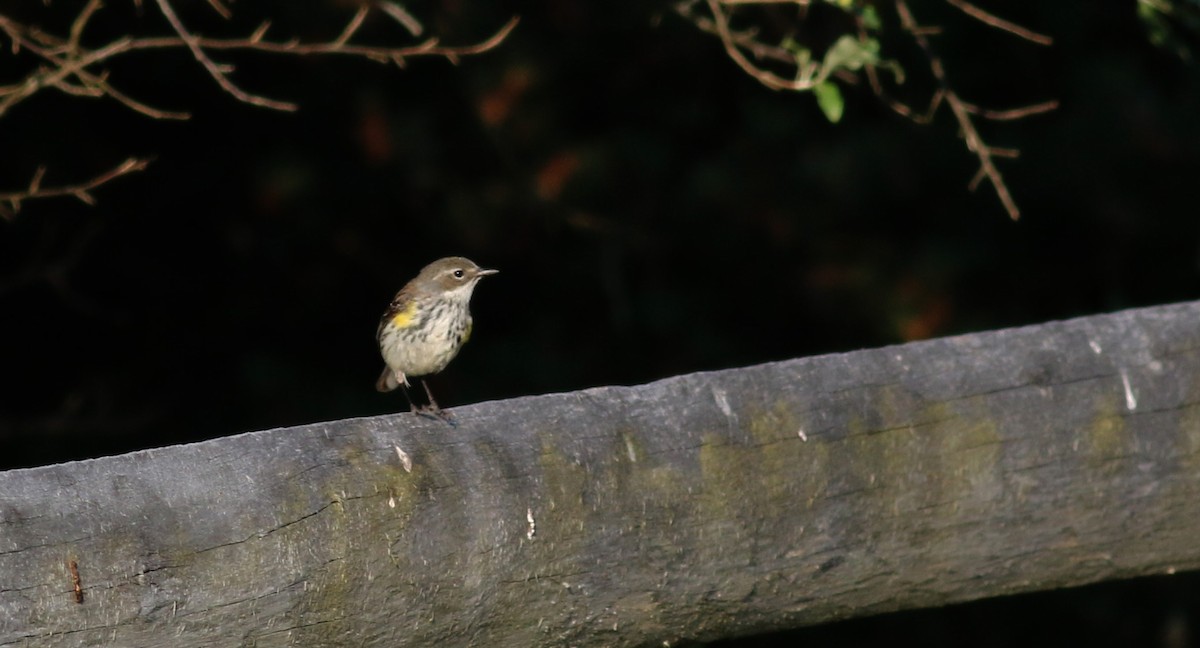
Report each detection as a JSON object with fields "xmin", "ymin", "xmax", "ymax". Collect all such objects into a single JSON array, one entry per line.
[{"xmin": 376, "ymin": 367, "xmax": 400, "ymax": 392}]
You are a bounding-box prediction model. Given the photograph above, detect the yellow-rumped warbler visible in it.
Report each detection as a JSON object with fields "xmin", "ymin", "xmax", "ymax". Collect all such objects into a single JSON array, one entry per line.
[{"xmin": 376, "ymin": 256, "xmax": 497, "ymax": 417}]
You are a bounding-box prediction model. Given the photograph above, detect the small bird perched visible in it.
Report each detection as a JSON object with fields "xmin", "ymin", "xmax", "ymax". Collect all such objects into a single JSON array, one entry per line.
[{"xmin": 376, "ymin": 256, "xmax": 497, "ymax": 418}]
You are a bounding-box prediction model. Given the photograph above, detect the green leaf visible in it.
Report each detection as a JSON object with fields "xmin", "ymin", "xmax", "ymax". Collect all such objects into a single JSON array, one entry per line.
[
  {"xmin": 814, "ymin": 81, "xmax": 844, "ymax": 123},
  {"xmin": 816, "ymin": 35, "xmax": 904, "ymax": 85},
  {"xmin": 861, "ymin": 6, "xmax": 882, "ymax": 30},
  {"xmin": 821, "ymin": 35, "xmax": 880, "ymax": 74}
]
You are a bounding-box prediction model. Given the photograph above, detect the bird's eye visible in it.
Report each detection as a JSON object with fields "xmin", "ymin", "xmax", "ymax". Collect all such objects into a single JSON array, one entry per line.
[{"xmin": 453, "ymin": 269, "xmax": 465, "ymax": 279}]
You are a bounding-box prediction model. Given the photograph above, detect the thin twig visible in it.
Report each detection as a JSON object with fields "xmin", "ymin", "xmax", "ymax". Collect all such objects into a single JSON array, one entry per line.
[
  {"xmin": 960, "ymin": 99, "xmax": 1059, "ymax": 121},
  {"xmin": 943, "ymin": 0, "xmax": 1053, "ymax": 46},
  {"xmin": 378, "ymin": 1, "xmax": 424, "ymax": 37},
  {"xmin": 205, "ymin": 0, "xmax": 232, "ymax": 20},
  {"xmin": 90, "ymin": 76, "xmax": 191, "ymax": 119},
  {"xmin": 333, "ymin": 6, "xmax": 369, "ymax": 48},
  {"xmin": 67, "ymin": 0, "xmax": 103, "ymax": 54},
  {"xmin": 0, "ymin": 158, "xmax": 150, "ymax": 220},
  {"xmin": 868, "ymin": 66, "xmax": 943, "ymax": 124}
]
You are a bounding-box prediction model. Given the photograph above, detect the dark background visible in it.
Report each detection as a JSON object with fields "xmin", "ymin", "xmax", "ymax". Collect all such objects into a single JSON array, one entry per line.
[{"xmin": 2, "ymin": 0, "xmax": 1199, "ymax": 645}]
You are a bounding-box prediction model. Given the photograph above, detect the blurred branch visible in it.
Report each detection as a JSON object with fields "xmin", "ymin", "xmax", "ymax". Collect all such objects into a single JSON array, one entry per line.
[
  {"xmin": 0, "ymin": 158, "xmax": 150, "ymax": 220},
  {"xmin": 960, "ymin": 99, "xmax": 1060, "ymax": 121},
  {"xmin": 678, "ymin": 0, "xmax": 1056, "ymax": 220},
  {"xmin": 699, "ymin": 0, "xmax": 820, "ymax": 91},
  {"xmin": 145, "ymin": 15, "xmax": 522, "ymax": 65},
  {"xmin": 0, "ymin": 2, "xmax": 519, "ymax": 216},
  {"xmin": 680, "ymin": 2, "xmax": 797, "ymax": 66},
  {"xmin": 888, "ymin": 0, "xmax": 1051, "ymax": 220},
  {"xmin": 943, "ymin": 0, "xmax": 1053, "ymax": 46},
  {"xmin": 676, "ymin": 0, "xmax": 863, "ymax": 90}
]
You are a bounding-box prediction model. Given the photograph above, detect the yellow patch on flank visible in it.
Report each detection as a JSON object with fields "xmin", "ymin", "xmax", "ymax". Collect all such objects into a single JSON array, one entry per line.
[
  {"xmin": 391, "ymin": 301, "xmax": 418, "ymax": 329},
  {"xmin": 463, "ymin": 320, "xmax": 473, "ymax": 343}
]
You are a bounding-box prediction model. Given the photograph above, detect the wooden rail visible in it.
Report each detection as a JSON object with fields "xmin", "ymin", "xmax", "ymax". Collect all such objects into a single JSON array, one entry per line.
[{"xmin": 3, "ymin": 301, "xmax": 1200, "ymax": 646}]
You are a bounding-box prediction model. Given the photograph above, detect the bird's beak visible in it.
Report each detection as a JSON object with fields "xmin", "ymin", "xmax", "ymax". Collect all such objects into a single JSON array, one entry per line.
[{"xmin": 478, "ymin": 268, "xmax": 499, "ymax": 277}]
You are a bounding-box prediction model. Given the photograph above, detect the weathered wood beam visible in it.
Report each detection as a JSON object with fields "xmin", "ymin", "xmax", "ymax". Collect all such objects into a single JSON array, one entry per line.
[{"xmin": 3, "ymin": 302, "xmax": 1200, "ymax": 647}]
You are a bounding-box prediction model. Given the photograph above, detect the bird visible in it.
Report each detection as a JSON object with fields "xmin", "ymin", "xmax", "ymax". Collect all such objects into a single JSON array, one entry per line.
[{"xmin": 375, "ymin": 256, "xmax": 497, "ymax": 419}]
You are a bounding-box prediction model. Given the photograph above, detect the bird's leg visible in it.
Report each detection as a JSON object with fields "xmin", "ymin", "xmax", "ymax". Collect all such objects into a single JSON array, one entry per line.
[
  {"xmin": 416, "ymin": 378, "xmax": 455, "ymax": 425},
  {"xmin": 398, "ymin": 383, "xmax": 417, "ymax": 412},
  {"xmin": 421, "ymin": 379, "xmax": 440, "ymax": 411},
  {"xmin": 397, "ymin": 371, "xmax": 449, "ymax": 422}
]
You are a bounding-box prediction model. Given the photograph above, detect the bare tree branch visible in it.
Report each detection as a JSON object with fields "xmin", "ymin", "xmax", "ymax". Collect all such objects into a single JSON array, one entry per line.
[
  {"xmin": 0, "ymin": 9, "xmax": 519, "ymax": 118},
  {"xmin": 0, "ymin": 3, "xmax": 519, "ymax": 216},
  {"xmin": 895, "ymin": 0, "xmax": 1026, "ymax": 220},
  {"xmin": 0, "ymin": 158, "xmax": 151, "ymax": 220},
  {"xmin": 0, "ymin": 24, "xmax": 192, "ymax": 119},
  {"xmin": 152, "ymin": 0, "xmax": 298, "ymax": 111}
]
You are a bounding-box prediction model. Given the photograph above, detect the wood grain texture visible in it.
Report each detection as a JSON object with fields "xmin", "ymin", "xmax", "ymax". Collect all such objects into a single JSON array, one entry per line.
[{"xmin": 3, "ymin": 302, "xmax": 1200, "ymax": 646}]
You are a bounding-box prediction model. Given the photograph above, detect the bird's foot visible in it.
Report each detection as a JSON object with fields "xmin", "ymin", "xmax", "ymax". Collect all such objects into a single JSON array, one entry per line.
[{"xmin": 413, "ymin": 404, "xmax": 456, "ymax": 426}]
